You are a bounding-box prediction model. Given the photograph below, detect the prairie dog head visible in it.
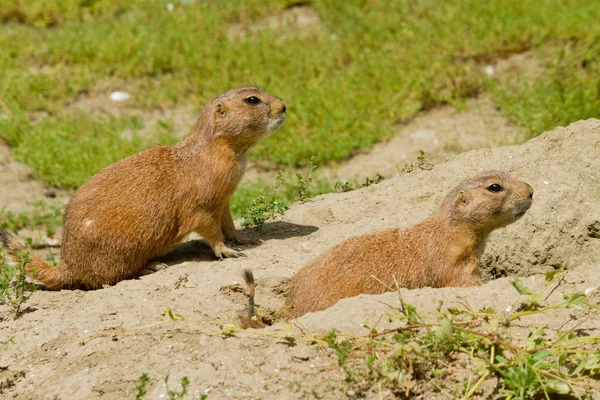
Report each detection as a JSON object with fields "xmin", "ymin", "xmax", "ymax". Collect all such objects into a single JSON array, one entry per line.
[
  {"xmin": 443, "ymin": 171, "xmax": 534, "ymax": 233},
  {"xmin": 211, "ymin": 87, "xmax": 286, "ymax": 149}
]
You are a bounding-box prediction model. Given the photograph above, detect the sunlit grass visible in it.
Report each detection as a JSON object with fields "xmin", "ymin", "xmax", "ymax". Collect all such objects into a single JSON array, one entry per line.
[{"xmin": 0, "ymin": 0, "xmax": 599, "ymax": 189}]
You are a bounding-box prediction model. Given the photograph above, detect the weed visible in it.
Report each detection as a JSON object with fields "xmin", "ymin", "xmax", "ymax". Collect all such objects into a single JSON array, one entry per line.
[
  {"xmin": 334, "ymin": 181, "xmax": 354, "ymax": 193},
  {"xmin": 334, "ymin": 180, "xmax": 354, "ymax": 192},
  {"xmin": 238, "ymin": 157, "xmax": 329, "ymax": 223},
  {"xmin": 325, "ymin": 329, "xmax": 354, "ymax": 366},
  {"xmin": 335, "ymin": 173, "xmax": 385, "ymax": 193},
  {"xmin": 240, "ymin": 197, "xmax": 288, "ymax": 231},
  {"xmin": 396, "ymin": 150, "xmax": 432, "ymax": 173},
  {"xmin": 173, "ymin": 273, "xmax": 189, "ymax": 289},
  {"xmin": 133, "ymin": 373, "xmax": 206, "ymax": 399},
  {"xmin": 241, "ymin": 171, "xmax": 288, "ymax": 230},
  {"xmin": 0, "ymin": 335, "xmax": 15, "ymax": 346},
  {"xmin": 165, "ymin": 375, "xmax": 190, "ymax": 400},
  {"xmin": 134, "ymin": 373, "xmax": 150, "ymax": 400},
  {"xmin": 361, "ymin": 173, "xmax": 385, "ymax": 188},
  {"xmin": 0, "ymin": 247, "xmax": 36, "ymax": 315},
  {"xmin": 295, "ymin": 156, "xmax": 318, "ymax": 201}
]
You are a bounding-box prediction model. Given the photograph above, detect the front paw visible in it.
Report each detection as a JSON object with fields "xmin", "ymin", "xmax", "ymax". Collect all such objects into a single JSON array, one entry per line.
[{"xmin": 213, "ymin": 242, "xmax": 247, "ymax": 259}]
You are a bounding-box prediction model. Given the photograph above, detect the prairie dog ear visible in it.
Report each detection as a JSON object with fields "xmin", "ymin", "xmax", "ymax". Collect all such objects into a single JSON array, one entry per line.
[
  {"xmin": 454, "ymin": 190, "xmax": 471, "ymax": 207},
  {"xmin": 215, "ymin": 103, "xmax": 228, "ymax": 118}
]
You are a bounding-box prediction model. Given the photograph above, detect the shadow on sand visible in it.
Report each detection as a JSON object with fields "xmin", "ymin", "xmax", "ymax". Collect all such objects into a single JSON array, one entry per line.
[{"xmin": 152, "ymin": 220, "xmax": 318, "ymax": 266}]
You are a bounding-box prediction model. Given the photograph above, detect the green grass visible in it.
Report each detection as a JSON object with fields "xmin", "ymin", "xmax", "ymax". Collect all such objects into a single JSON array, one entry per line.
[
  {"xmin": 0, "ymin": 112, "xmax": 151, "ymax": 187},
  {"xmin": 0, "ymin": 0, "xmax": 599, "ymax": 189},
  {"xmin": 490, "ymin": 41, "xmax": 600, "ymax": 136},
  {"xmin": 0, "ymin": 201, "xmax": 63, "ymax": 234}
]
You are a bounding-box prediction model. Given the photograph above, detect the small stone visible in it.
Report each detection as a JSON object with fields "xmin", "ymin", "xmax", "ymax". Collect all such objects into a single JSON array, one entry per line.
[
  {"xmin": 109, "ymin": 91, "xmax": 129, "ymax": 102},
  {"xmin": 585, "ymin": 287, "xmax": 597, "ymax": 296}
]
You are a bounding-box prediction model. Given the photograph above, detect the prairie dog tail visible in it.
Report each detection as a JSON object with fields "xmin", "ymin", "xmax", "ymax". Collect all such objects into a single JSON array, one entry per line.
[
  {"xmin": 242, "ymin": 268, "xmax": 255, "ymax": 319},
  {"xmin": 0, "ymin": 229, "xmax": 62, "ymax": 290}
]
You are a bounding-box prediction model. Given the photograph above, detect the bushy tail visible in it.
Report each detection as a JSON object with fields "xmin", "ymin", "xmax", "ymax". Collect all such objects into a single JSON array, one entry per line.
[
  {"xmin": 242, "ymin": 268, "xmax": 255, "ymax": 319},
  {"xmin": 0, "ymin": 229, "xmax": 63, "ymax": 290}
]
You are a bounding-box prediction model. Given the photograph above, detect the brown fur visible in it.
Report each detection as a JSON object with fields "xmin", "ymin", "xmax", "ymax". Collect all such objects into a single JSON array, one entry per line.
[
  {"xmin": 282, "ymin": 171, "xmax": 533, "ymax": 317},
  {"xmin": 0, "ymin": 87, "xmax": 286, "ymax": 290},
  {"xmin": 242, "ymin": 268, "xmax": 255, "ymax": 320}
]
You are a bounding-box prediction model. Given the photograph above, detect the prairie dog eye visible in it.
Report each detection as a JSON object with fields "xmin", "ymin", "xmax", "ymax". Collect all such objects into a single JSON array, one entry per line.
[
  {"xmin": 486, "ymin": 183, "xmax": 503, "ymax": 192},
  {"xmin": 244, "ymin": 96, "xmax": 261, "ymax": 105}
]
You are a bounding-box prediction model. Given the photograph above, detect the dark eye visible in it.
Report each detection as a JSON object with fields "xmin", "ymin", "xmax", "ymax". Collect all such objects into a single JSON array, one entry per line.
[
  {"xmin": 244, "ymin": 96, "xmax": 261, "ymax": 105},
  {"xmin": 487, "ymin": 183, "xmax": 503, "ymax": 193}
]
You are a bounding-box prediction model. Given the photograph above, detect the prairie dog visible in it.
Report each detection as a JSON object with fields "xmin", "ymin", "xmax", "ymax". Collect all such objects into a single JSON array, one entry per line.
[
  {"xmin": 245, "ymin": 171, "xmax": 533, "ymax": 318},
  {"xmin": 1, "ymin": 87, "xmax": 286, "ymax": 290}
]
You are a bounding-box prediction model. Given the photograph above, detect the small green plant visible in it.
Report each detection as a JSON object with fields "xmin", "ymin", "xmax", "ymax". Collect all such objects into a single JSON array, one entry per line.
[
  {"xmin": 0, "ymin": 248, "xmax": 36, "ymax": 315},
  {"xmin": 173, "ymin": 273, "xmax": 189, "ymax": 289},
  {"xmin": 295, "ymin": 156, "xmax": 318, "ymax": 201},
  {"xmin": 325, "ymin": 329, "xmax": 354, "ymax": 366},
  {"xmin": 335, "ymin": 173, "xmax": 385, "ymax": 193},
  {"xmin": 133, "ymin": 373, "xmax": 202, "ymax": 399},
  {"xmin": 0, "ymin": 335, "xmax": 15, "ymax": 347},
  {"xmin": 165, "ymin": 375, "xmax": 190, "ymax": 400},
  {"xmin": 134, "ymin": 373, "xmax": 150, "ymax": 400},
  {"xmin": 396, "ymin": 150, "xmax": 432, "ymax": 173},
  {"xmin": 361, "ymin": 173, "xmax": 385, "ymax": 187},
  {"xmin": 241, "ymin": 171, "xmax": 288, "ymax": 230},
  {"xmin": 334, "ymin": 180, "xmax": 354, "ymax": 192}
]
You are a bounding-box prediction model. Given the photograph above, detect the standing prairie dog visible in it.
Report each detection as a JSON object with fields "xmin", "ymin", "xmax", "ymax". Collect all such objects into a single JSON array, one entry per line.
[
  {"xmin": 0, "ymin": 87, "xmax": 286, "ymax": 290},
  {"xmin": 244, "ymin": 171, "xmax": 533, "ymax": 319}
]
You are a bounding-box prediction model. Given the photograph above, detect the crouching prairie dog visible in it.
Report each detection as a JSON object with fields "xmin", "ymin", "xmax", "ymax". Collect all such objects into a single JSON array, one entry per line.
[
  {"xmin": 0, "ymin": 87, "xmax": 286, "ymax": 290},
  {"xmin": 244, "ymin": 171, "xmax": 533, "ymax": 319}
]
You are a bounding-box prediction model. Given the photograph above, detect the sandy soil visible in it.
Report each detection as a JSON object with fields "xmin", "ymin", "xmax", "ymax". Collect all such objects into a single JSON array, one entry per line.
[{"xmin": 1, "ymin": 118, "xmax": 599, "ymax": 399}]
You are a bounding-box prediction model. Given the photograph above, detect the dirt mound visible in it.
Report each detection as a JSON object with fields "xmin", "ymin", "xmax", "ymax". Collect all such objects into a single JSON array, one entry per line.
[
  {"xmin": 289, "ymin": 118, "xmax": 599, "ymax": 282},
  {"xmin": 1, "ymin": 120, "xmax": 599, "ymax": 399}
]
